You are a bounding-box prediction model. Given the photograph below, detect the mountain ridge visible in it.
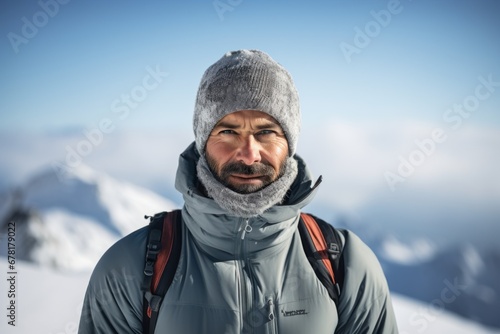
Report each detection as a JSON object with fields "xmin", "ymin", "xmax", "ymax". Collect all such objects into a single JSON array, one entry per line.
[{"xmin": 0, "ymin": 164, "xmax": 176, "ymax": 271}]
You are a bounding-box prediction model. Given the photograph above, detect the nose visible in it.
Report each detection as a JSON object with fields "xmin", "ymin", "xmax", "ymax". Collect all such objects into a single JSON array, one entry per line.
[{"xmin": 236, "ymin": 135, "xmax": 261, "ymax": 165}]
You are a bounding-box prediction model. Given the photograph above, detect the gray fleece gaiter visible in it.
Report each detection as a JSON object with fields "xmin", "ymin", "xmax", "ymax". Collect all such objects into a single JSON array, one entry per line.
[{"xmin": 197, "ymin": 155, "xmax": 298, "ymax": 218}]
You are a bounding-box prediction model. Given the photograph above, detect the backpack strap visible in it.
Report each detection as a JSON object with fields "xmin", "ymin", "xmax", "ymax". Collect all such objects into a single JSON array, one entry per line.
[
  {"xmin": 299, "ymin": 213, "xmax": 344, "ymax": 307},
  {"xmin": 142, "ymin": 209, "xmax": 182, "ymax": 334}
]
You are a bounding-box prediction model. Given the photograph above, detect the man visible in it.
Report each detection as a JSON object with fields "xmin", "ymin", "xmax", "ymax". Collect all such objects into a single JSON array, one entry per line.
[{"xmin": 79, "ymin": 49, "xmax": 398, "ymax": 333}]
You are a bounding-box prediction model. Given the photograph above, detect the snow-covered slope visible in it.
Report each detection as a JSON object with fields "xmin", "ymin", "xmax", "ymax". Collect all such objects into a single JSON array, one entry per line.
[
  {"xmin": 394, "ymin": 293, "xmax": 500, "ymax": 334},
  {"xmin": 0, "ymin": 260, "xmax": 498, "ymax": 334},
  {"xmin": 0, "ymin": 164, "xmax": 176, "ymax": 271}
]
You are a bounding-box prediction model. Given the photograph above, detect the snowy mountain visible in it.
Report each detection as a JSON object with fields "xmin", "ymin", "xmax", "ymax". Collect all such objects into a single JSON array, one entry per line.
[
  {"xmin": 0, "ymin": 260, "xmax": 498, "ymax": 334},
  {"xmin": 377, "ymin": 238, "xmax": 500, "ymax": 329},
  {"xmin": 328, "ymin": 216, "xmax": 500, "ymax": 330},
  {"xmin": 0, "ymin": 164, "xmax": 176, "ymax": 271},
  {"xmin": 338, "ymin": 229, "xmax": 500, "ymax": 330}
]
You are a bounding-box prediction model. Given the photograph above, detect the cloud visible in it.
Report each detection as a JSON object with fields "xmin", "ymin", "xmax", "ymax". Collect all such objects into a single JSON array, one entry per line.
[{"xmin": 299, "ymin": 119, "xmax": 500, "ymax": 210}]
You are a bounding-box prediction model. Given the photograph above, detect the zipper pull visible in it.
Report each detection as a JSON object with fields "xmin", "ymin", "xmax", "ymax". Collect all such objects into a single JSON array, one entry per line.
[
  {"xmin": 267, "ymin": 298, "xmax": 275, "ymax": 321},
  {"xmin": 241, "ymin": 219, "xmax": 252, "ymax": 240}
]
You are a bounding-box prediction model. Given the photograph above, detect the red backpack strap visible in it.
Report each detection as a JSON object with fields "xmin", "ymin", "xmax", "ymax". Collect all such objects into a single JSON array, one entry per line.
[
  {"xmin": 300, "ymin": 213, "xmax": 336, "ymax": 283},
  {"xmin": 299, "ymin": 212, "xmax": 343, "ymax": 306},
  {"xmin": 142, "ymin": 209, "xmax": 182, "ymax": 334}
]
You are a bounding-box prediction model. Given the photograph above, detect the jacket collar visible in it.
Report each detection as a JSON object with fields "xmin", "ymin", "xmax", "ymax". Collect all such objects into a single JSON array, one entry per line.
[{"xmin": 174, "ymin": 142, "xmax": 322, "ymax": 259}]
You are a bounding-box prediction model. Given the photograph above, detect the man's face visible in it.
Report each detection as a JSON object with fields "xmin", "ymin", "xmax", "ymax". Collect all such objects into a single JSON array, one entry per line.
[{"xmin": 205, "ymin": 110, "xmax": 289, "ymax": 194}]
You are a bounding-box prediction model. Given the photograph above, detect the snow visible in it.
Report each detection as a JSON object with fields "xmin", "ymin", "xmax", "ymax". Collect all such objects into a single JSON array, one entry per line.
[
  {"xmin": 0, "ymin": 164, "xmax": 177, "ymax": 271},
  {"xmin": 27, "ymin": 208, "xmax": 117, "ymax": 271},
  {"xmin": 1, "ymin": 260, "xmax": 498, "ymax": 334},
  {"xmin": 22, "ymin": 164, "xmax": 177, "ymax": 236},
  {"xmin": 393, "ymin": 294, "xmax": 500, "ymax": 334},
  {"xmin": 0, "ymin": 261, "xmax": 90, "ymax": 334},
  {"xmin": 377, "ymin": 236, "xmax": 500, "ymax": 328}
]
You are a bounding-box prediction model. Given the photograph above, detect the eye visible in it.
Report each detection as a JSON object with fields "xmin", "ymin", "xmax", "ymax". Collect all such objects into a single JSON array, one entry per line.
[
  {"xmin": 219, "ymin": 129, "xmax": 236, "ymax": 135},
  {"xmin": 256, "ymin": 129, "xmax": 276, "ymax": 136}
]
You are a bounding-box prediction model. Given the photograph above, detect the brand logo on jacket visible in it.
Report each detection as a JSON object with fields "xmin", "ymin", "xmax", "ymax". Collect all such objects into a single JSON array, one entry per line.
[{"xmin": 280, "ymin": 309, "xmax": 308, "ymax": 317}]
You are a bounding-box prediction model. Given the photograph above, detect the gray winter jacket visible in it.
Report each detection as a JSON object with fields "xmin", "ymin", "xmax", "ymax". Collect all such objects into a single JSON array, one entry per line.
[{"xmin": 78, "ymin": 143, "xmax": 398, "ymax": 333}]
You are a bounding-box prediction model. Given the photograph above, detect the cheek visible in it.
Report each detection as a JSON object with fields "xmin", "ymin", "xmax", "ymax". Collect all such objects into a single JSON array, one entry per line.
[
  {"xmin": 264, "ymin": 140, "xmax": 289, "ymax": 169},
  {"xmin": 206, "ymin": 141, "xmax": 233, "ymax": 170}
]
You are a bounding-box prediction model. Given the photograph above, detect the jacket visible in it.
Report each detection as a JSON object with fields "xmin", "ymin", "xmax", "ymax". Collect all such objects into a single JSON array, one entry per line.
[{"xmin": 78, "ymin": 142, "xmax": 398, "ymax": 333}]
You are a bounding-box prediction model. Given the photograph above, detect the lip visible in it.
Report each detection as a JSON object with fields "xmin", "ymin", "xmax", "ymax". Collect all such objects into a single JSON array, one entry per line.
[
  {"xmin": 232, "ymin": 174, "xmax": 263, "ymax": 179},
  {"xmin": 230, "ymin": 174, "xmax": 264, "ymax": 182}
]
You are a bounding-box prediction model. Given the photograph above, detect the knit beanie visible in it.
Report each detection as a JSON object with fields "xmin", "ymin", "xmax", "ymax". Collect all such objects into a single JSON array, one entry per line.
[{"xmin": 193, "ymin": 49, "xmax": 300, "ymax": 156}]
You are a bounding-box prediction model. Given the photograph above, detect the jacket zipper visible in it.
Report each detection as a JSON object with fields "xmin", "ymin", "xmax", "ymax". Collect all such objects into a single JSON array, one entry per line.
[
  {"xmin": 238, "ymin": 218, "xmax": 253, "ymax": 333},
  {"xmin": 241, "ymin": 218, "xmax": 252, "ymax": 239},
  {"xmin": 267, "ymin": 298, "xmax": 277, "ymax": 334}
]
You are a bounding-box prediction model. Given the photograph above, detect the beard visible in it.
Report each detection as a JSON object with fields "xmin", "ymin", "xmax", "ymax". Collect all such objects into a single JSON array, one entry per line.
[{"xmin": 206, "ymin": 155, "xmax": 286, "ymax": 194}]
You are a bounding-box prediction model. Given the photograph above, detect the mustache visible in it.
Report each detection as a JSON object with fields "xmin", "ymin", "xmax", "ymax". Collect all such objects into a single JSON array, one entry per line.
[{"xmin": 220, "ymin": 161, "xmax": 275, "ymax": 178}]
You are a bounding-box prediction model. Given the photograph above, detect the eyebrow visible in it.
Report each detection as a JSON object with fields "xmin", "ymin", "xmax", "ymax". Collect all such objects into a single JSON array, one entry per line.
[{"xmin": 214, "ymin": 121, "xmax": 240, "ymax": 129}]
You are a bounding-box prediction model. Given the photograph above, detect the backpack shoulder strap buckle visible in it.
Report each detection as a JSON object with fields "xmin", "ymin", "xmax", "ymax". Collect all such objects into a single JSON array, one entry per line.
[
  {"xmin": 328, "ymin": 242, "xmax": 341, "ymax": 259},
  {"xmin": 144, "ymin": 291, "xmax": 163, "ymax": 312}
]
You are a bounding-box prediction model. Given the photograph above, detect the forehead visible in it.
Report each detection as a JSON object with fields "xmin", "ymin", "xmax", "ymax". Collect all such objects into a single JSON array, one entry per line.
[{"xmin": 216, "ymin": 110, "xmax": 281, "ymax": 126}]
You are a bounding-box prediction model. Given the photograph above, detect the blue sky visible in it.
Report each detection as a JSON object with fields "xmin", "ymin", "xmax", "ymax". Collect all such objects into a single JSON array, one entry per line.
[
  {"xmin": 1, "ymin": 0, "xmax": 499, "ymax": 132},
  {"xmin": 1, "ymin": 0, "xmax": 499, "ymax": 247}
]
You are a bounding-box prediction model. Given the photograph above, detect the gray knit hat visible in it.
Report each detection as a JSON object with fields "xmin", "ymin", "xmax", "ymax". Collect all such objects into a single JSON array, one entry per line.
[{"xmin": 193, "ymin": 49, "xmax": 300, "ymax": 156}]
